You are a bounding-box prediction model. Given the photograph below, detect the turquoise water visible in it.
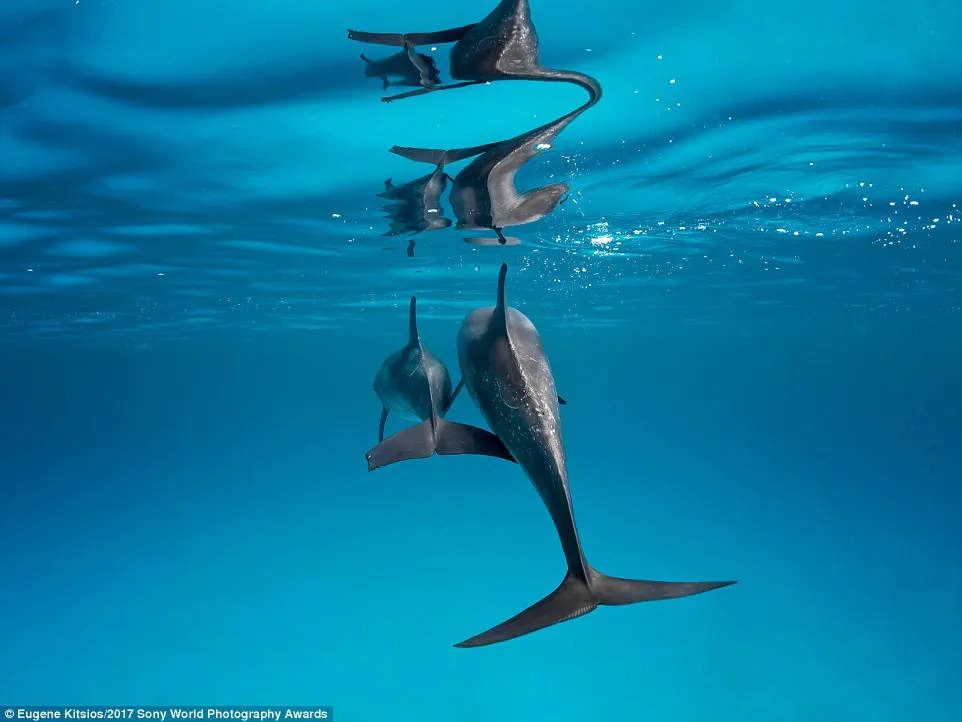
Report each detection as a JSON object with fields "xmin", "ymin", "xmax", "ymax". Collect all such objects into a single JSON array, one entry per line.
[{"xmin": 1, "ymin": 0, "xmax": 961, "ymax": 719}]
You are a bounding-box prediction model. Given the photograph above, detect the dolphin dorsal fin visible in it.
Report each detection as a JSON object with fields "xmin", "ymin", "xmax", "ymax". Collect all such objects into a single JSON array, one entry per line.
[
  {"xmin": 493, "ymin": 263, "xmax": 508, "ymax": 334},
  {"xmin": 407, "ymin": 295, "xmax": 420, "ymax": 348}
]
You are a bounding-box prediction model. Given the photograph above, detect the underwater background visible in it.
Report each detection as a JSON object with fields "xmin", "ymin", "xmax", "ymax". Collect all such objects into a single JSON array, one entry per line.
[{"xmin": 1, "ymin": 0, "xmax": 960, "ymax": 720}]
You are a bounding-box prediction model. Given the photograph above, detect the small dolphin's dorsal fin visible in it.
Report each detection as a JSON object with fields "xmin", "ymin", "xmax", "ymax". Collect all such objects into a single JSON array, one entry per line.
[
  {"xmin": 407, "ymin": 295, "xmax": 420, "ymax": 348},
  {"xmin": 493, "ymin": 263, "xmax": 508, "ymax": 335}
]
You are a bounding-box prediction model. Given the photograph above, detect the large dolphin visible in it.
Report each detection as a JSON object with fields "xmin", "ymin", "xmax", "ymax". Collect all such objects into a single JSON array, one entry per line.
[
  {"xmin": 348, "ymin": 0, "xmax": 602, "ymax": 106},
  {"xmin": 366, "ymin": 296, "xmax": 516, "ymax": 471},
  {"xmin": 447, "ymin": 263, "xmax": 736, "ymax": 647}
]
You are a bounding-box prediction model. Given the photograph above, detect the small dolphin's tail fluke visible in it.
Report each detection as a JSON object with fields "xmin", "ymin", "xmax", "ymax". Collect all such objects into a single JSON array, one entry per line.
[
  {"xmin": 390, "ymin": 142, "xmax": 498, "ymax": 167},
  {"xmin": 365, "ymin": 417, "xmax": 516, "ymax": 472},
  {"xmin": 454, "ymin": 567, "xmax": 735, "ymax": 648},
  {"xmin": 347, "ymin": 25, "xmax": 477, "ymax": 48}
]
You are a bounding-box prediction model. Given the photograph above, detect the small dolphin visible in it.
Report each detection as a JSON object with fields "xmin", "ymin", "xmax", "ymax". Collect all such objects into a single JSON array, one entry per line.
[
  {"xmin": 388, "ymin": 101, "xmax": 591, "ymax": 245},
  {"xmin": 348, "ymin": 0, "xmax": 601, "ymax": 106},
  {"xmin": 445, "ymin": 263, "xmax": 735, "ymax": 647},
  {"xmin": 359, "ymin": 48, "xmax": 441, "ymax": 91},
  {"xmin": 377, "ymin": 163, "xmax": 453, "ymax": 256},
  {"xmin": 366, "ymin": 296, "xmax": 517, "ymax": 471}
]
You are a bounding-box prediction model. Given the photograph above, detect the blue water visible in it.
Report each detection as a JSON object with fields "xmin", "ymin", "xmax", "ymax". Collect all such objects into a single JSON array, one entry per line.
[{"xmin": 1, "ymin": 0, "xmax": 961, "ymax": 719}]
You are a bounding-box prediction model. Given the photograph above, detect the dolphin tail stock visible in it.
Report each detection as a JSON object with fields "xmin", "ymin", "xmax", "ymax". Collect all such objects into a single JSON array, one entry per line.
[
  {"xmin": 453, "ymin": 567, "xmax": 736, "ymax": 649},
  {"xmin": 365, "ymin": 417, "xmax": 516, "ymax": 472}
]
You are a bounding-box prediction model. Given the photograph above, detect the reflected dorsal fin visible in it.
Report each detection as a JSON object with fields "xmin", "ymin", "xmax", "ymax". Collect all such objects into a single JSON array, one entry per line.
[
  {"xmin": 407, "ymin": 295, "xmax": 419, "ymax": 348},
  {"xmin": 493, "ymin": 263, "xmax": 508, "ymax": 335}
]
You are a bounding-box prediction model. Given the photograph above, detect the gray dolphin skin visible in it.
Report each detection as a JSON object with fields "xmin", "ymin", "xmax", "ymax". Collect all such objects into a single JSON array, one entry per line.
[
  {"xmin": 347, "ymin": 0, "xmax": 601, "ymax": 106},
  {"xmin": 366, "ymin": 296, "xmax": 517, "ymax": 471},
  {"xmin": 448, "ymin": 263, "xmax": 735, "ymax": 648}
]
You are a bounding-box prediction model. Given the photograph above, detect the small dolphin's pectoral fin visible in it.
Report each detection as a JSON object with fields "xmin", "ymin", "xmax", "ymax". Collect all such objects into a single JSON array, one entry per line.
[
  {"xmin": 360, "ymin": 53, "xmax": 372, "ymax": 64},
  {"xmin": 454, "ymin": 575, "xmax": 597, "ymax": 649},
  {"xmin": 434, "ymin": 419, "xmax": 515, "ymax": 463},
  {"xmin": 557, "ymin": 395, "xmax": 567, "ymax": 405},
  {"xmin": 407, "ymin": 295, "xmax": 419, "ymax": 347},
  {"xmin": 378, "ymin": 407, "xmax": 389, "ymax": 443},
  {"xmin": 465, "ymin": 236, "xmax": 522, "ymax": 246},
  {"xmin": 444, "ymin": 378, "xmax": 465, "ymax": 413},
  {"xmin": 347, "ymin": 24, "xmax": 477, "ymax": 48},
  {"xmin": 382, "ymin": 76, "xmax": 390, "ymax": 91},
  {"xmin": 382, "ymin": 80, "xmax": 485, "ymax": 103},
  {"xmin": 366, "ymin": 418, "xmax": 515, "ymax": 472},
  {"xmin": 493, "ymin": 263, "xmax": 508, "ymax": 332},
  {"xmin": 407, "ymin": 240, "xmax": 416, "ymax": 257}
]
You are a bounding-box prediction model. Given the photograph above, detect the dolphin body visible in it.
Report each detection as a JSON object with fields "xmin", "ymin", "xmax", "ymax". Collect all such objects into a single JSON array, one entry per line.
[
  {"xmin": 376, "ymin": 163, "xmax": 454, "ymax": 257},
  {"xmin": 367, "ymin": 296, "xmax": 516, "ymax": 470},
  {"xmin": 444, "ymin": 263, "xmax": 736, "ymax": 648},
  {"xmin": 348, "ymin": 0, "xmax": 602, "ymax": 106},
  {"xmin": 360, "ymin": 48, "xmax": 441, "ymax": 92}
]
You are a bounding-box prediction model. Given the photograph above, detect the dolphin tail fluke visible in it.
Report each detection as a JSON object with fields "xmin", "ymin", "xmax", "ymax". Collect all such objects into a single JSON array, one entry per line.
[
  {"xmin": 365, "ymin": 418, "xmax": 515, "ymax": 472},
  {"xmin": 366, "ymin": 418, "xmax": 435, "ymax": 471},
  {"xmin": 390, "ymin": 141, "xmax": 497, "ymax": 166},
  {"xmin": 347, "ymin": 29, "xmax": 408, "ymax": 47},
  {"xmin": 454, "ymin": 574, "xmax": 598, "ymax": 648},
  {"xmin": 434, "ymin": 418, "xmax": 516, "ymax": 462},
  {"xmin": 588, "ymin": 568, "xmax": 736, "ymax": 606},
  {"xmin": 453, "ymin": 568, "xmax": 735, "ymax": 648},
  {"xmin": 347, "ymin": 25, "xmax": 477, "ymax": 48}
]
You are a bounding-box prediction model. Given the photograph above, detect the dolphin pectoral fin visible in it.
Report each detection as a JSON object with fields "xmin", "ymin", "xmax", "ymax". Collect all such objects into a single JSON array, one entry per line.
[
  {"xmin": 444, "ymin": 378, "xmax": 465, "ymax": 413},
  {"xmin": 464, "ymin": 235, "xmax": 522, "ymax": 246},
  {"xmin": 454, "ymin": 574, "xmax": 597, "ymax": 648},
  {"xmin": 557, "ymin": 395, "xmax": 567, "ymax": 405},
  {"xmin": 378, "ymin": 407, "xmax": 389, "ymax": 443},
  {"xmin": 382, "ymin": 80, "xmax": 485, "ymax": 103},
  {"xmin": 434, "ymin": 419, "xmax": 516, "ymax": 463},
  {"xmin": 366, "ymin": 419, "xmax": 436, "ymax": 471}
]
